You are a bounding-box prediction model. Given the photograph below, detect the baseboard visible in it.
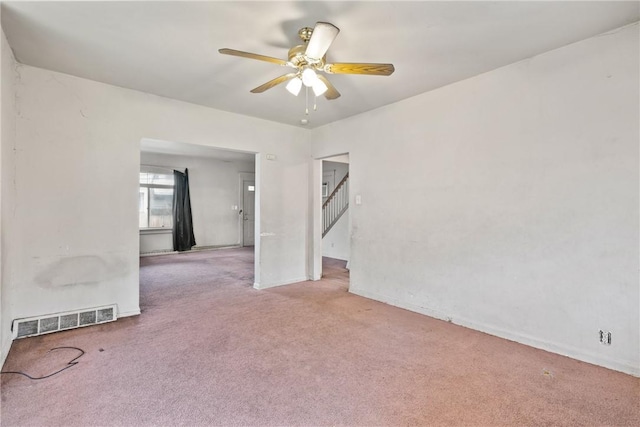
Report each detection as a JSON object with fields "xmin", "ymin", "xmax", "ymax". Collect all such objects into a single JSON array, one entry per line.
[
  {"xmin": 254, "ymin": 276, "xmax": 309, "ymax": 290},
  {"xmin": 140, "ymin": 245, "xmax": 242, "ymax": 257},
  {"xmin": 140, "ymin": 250, "xmax": 177, "ymax": 257},
  {"xmin": 118, "ymin": 309, "xmax": 141, "ymax": 318},
  {"xmin": 193, "ymin": 244, "xmax": 241, "ymax": 251},
  {"xmin": 322, "ymin": 254, "xmax": 349, "ymax": 262},
  {"xmin": 349, "ymin": 287, "xmax": 639, "ymax": 377}
]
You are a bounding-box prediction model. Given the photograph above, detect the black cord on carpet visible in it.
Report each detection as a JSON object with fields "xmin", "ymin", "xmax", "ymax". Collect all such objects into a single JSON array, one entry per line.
[{"xmin": 0, "ymin": 346, "xmax": 85, "ymax": 380}]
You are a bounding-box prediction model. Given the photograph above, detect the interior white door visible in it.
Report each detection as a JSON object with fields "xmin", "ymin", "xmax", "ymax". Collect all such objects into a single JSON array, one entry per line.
[{"xmin": 242, "ymin": 180, "xmax": 255, "ymax": 246}]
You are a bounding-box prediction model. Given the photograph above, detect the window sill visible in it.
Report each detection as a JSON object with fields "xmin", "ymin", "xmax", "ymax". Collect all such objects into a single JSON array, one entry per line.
[{"xmin": 140, "ymin": 228, "xmax": 173, "ymax": 235}]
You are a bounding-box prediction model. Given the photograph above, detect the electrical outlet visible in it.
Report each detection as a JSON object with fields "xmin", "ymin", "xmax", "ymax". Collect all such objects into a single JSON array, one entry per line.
[{"xmin": 599, "ymin": 330, "xmax": 612, "ymax": 345}]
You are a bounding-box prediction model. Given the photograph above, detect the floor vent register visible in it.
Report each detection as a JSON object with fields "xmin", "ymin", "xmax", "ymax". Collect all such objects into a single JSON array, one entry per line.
[{"xmin": 12, "ymin": 305, "xmax": 118, "ymax": 339}]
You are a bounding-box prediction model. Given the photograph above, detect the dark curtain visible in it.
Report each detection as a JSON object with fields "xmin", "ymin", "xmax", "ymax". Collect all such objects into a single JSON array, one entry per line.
[{"xmin": 173, "ymin": 169, "xmax": 196, "ymax": 252}]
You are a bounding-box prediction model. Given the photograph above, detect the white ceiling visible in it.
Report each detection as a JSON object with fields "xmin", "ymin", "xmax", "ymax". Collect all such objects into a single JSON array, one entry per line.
[{"xmin": 2, "ymin": 1, "xmax": 638, "ymax": 129}]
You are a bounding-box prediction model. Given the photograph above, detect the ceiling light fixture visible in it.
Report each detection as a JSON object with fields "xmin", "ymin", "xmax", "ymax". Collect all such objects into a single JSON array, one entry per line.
[
  {"xmin": 312, "ymin": 78, "xmax": 328, "ymax": 96},
  {"xmin": 301, "ymin": 67, "xmax": 318, "ymax": 87},
  {"xmin": 285, "ymin": 77, "xmax": 302, "ymax": 96}
]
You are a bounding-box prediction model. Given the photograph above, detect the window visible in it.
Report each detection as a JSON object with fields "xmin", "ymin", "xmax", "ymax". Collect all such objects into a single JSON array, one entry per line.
[{"xmin": 139, "ymin": 170, "xmax": 174, "ymax": 229}]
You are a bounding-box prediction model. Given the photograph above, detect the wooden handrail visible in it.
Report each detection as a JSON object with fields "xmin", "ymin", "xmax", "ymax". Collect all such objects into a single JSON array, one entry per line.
[{"xmin": 322, "ymin": 172, "xmax": 349, "ymax": 209}]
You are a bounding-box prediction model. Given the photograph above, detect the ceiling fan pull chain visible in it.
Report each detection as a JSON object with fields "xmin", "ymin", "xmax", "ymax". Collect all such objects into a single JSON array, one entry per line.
[
  {"xmin": 305, "ymin": 86, "xmax": 309, "ymax": 115},
  {"xmin": 314, "ymin": 95, "xmax": 318, "ymax": 111}
]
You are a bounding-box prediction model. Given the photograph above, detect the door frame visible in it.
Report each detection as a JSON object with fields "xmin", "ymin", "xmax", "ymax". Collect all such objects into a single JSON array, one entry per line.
[{"xmin": 310, "ymin": 153, "xmax": 350, "ymax": 281}]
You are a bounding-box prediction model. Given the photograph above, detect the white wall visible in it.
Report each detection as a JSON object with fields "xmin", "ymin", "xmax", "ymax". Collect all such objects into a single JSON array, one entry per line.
[
  {"xmin": 0, "ymin": 25, "xmax": 17, "ymax": 367},
  {"xmin": 2, "ymin": 62, "xmax": 309, "ymax": 339},
  {"xmin": 139, "ymin": 151, "xmax": 254, "ymax": 253},
  {"xmin": 322, "ymin": 160, "xmax": 349, "ymax": 261},
  {"xmin": 311, "ymin": 24, "xmax": 639, "ymax": 376},
  {"xmin": 322, "ymin": 213, "xmax": 349, "ymax": 261}
]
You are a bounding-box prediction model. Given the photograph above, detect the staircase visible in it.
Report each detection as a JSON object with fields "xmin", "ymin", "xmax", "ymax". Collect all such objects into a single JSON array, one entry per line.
[{"xmin": 323, "ymin": 173, "xmax": 349, "ymax": 237}]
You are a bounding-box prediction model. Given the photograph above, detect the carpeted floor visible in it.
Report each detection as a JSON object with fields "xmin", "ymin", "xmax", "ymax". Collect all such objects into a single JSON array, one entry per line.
[{"xmin": 1, "ymin": 247, "xmax": 639, "ymax": 426}]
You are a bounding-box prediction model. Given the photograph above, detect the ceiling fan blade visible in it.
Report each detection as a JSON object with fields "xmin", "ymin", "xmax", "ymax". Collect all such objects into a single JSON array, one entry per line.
[
  {"xmin": 316, "ymin": 74, "xmax": 341, "ymax": 100},
  {"xmin": 305, "ymin": 22, "xmax": 340, "ymax": 61},
  {"xmin": 219, "ymin": 48, "xmax": 288, "ymax": 66},
  {"xmin": 324, "ymin": 63, "xmax": 395, "ymax": 76},
  {"xmin": 250, "ymin": 73, "xmax": 298, "ymax": 93}
]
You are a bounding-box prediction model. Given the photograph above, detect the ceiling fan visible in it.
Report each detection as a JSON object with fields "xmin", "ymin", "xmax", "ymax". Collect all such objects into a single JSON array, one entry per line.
[{"xmin": 219, "ymin": 22, "xmax": 395, "ymax": 100}]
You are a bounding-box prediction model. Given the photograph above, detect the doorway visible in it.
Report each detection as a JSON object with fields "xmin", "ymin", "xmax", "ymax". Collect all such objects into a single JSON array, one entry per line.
[
  {"xmin": 311, "ymin": 153, "xmax": 350, "ymax": 283},
  {"xmin": 321, "ymin": 160, "xmax": 349, "ymax": 261},
  {"xmin": 138, "ymin": 138, "xmax": 259, "ymax": 290}
]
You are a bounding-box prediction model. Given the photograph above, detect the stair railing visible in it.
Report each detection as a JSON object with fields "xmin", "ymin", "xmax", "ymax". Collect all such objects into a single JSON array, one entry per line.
[{"xmin": 322, "ymin": 173, "xmax": 349, "ymax": 238}]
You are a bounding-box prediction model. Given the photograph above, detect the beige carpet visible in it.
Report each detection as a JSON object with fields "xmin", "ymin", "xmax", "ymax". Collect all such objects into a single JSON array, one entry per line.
[{"xmin": 1, "ymin": 247, "xmax": 638, "ymax": 426}]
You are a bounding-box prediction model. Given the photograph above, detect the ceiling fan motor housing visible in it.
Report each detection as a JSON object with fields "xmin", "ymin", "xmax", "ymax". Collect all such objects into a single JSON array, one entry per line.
[
  {"xmin": 289, "ymin": 25, "xmax": 327, "ymax": 71},
  {"xmin": 288, "ymin": 44, "xmax": 325, "ymax": 70},
  {"xmin": 298, "ymin": 27, "xmax": 313, "ymax": 43}
]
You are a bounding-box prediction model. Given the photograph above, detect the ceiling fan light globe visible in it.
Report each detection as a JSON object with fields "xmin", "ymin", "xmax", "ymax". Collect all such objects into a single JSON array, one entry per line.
[
  {"xmin": 286, "ymin": 78, "xmax": 302, "ymax": 96},
  {"xmin": 301, "ymin": 68, "xmax": 317, "ymax": 87},
  {"xmin": 312, "ymin": 79, "xmax": 328, "ymax": 96}
]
